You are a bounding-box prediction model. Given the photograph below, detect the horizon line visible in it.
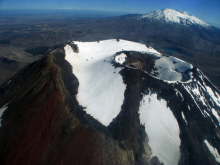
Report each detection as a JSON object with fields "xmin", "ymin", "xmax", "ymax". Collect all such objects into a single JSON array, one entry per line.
[{"xmin": 0, "ymin": 7, "xmax": 219, "ymax": 27}]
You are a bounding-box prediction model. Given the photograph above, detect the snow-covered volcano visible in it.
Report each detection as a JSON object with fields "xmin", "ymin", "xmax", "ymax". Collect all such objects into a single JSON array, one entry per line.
[
  {"xmin": 142, "ymin": 8, "xmax": 210, "ymax": 27},
  {"xmin": 63, "ymin": 39, "xmax": 220, "ymax": 165},
  {"xmin": 0, "ymin": 39, "xmax": 219, "ymax": 165}
]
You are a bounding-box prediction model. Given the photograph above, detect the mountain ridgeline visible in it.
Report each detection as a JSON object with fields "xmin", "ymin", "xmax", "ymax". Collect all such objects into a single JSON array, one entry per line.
[{"xmin": 0, "ymin": 39, "xmax": 219, "ymax": 165}]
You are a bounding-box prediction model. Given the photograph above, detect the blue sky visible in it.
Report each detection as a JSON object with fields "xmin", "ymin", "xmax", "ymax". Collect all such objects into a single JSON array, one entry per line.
[{"xmin": 0, "ymin": 0, "xmax": 220, "ymax": 26}]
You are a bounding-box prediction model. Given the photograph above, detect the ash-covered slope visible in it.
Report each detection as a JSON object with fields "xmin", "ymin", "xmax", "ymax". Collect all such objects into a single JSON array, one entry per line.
[{"xmin": 0, "ymin": 39, "xmax": 220, "ymax": 165}]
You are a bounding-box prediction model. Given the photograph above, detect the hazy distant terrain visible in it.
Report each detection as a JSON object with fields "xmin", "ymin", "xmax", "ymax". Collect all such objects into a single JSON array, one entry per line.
[{"xmin": 0, "ymin": 10, "xmax": 219, "ymax": 88}]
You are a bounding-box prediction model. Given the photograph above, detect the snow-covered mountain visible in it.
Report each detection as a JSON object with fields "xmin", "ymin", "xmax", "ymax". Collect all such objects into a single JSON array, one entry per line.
[
  {"xmin": 142, "ymin": 8, "xmax": 210, "ymax": 27},
  {"xmin": 0, "ymin": 39, "xmax": 219, "ymax": 165}
]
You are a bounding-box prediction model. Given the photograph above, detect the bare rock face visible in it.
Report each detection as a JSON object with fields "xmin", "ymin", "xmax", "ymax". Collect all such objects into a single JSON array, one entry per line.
[{"xmin": 0, "ymin": 49, "xmax": 134, "ymax": 165}]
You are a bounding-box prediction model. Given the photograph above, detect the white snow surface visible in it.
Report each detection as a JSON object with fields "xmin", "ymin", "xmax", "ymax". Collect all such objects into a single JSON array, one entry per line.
[
  {"xmin": 212, "ymin": 108, "xmax": 220, "ymax": 124},
  {"xmin": 0, "ymin": 104, "xmax": 8, "ymax": 127},
  {"xmin": 181, "ymin": 111, "xmax": 188, "ymax": 125},
  {"xmin": 206, "ymin": 86, "xmax": 220, "ymax": 107},
  {"xmin": 154, "ymin": 56, "xmax": 193, "ymax": 82},
  {"xmin": 139, "ymin": 94, "xmax": 181, "ymax": 165},
  {"xmin": 115, "ymin": 53, "xmax": 127, "ymax": 64},
  {"xmin": 142, "ymin": 8, "xmax": 210, "ymax": 27},
  {"xmin": 64, "ymin": 39, "xmax": 160, "ymax": 126},
  {"xmin": 204, "ymin": 139, "xmax": 220, "ymax": 163}
]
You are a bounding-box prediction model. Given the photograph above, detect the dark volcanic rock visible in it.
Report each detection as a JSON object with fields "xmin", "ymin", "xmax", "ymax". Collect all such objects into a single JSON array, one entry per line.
[{"xmin": 0, "ymin": 49, "xmax": 134, "ymax": 165}]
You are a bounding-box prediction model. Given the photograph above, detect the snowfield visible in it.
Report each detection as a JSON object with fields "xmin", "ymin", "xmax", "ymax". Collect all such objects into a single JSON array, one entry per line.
[
  {"xmin": 139, "ymin": 94, "xmax": 181, "ymax": 165},
  {"xmin": 65, "ymin": 39, "xmax": 160, "ymax": 126}
]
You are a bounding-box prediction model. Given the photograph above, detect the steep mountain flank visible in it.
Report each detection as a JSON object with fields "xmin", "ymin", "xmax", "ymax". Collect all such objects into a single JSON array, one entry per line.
[{"xmin": 0, "ymin": 48, "xmax": 134, "ymax": 165}]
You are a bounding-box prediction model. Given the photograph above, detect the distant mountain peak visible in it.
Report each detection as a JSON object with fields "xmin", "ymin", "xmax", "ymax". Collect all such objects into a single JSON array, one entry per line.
[{"xmin": 142, "ymin": 8, "xmax": 210, "ymax": 27}]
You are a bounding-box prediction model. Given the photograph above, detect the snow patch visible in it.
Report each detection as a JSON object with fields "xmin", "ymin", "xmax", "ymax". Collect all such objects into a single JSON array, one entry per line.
[
  {"xmin": 204, "ymin": 140, "xmax": 220, "ymax": 163},
  {"xmin": 0, "ymin": 104, "xmax": 8, "ymax": 127},
  {"xmin": 115, "ymin": 53, "xmax": 127, "ymax": 64},
  {"xmin": 206, "ymin": 86, "xmax": 220, "ymax": 107},
  {"xmin": 65, "ymin": 39, "xmax": 159, "ymax": 126},
  {"xmin": 212, "ymin": 108, "xmax": 220, "ymax": 124},
  {"xmin": 139, "ymin": 94, "xmax": 181, "ymax": 165},
  {"xmin": 191, "ymin": 84, "xmax": 206, "ymax": 106},
  {"xmin": 181, "ymin": 111, "xmax": 188, "ymax": 125},
  {"xmin": 184, "ymin": 85, "xmax": 207, "ymax": 117},
  {"xmin": 187, "ymin": 105, "xmax": 191, "ymax": 111}
]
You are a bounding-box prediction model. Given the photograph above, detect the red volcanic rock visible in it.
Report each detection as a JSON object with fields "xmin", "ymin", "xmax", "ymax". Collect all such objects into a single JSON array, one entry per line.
[{"xmin": 0, "ymin": 51, "xmax": 134, "ymax": 165}]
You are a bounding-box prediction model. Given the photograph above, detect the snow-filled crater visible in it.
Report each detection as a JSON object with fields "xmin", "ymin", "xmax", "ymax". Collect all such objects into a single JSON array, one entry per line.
[
  {"xmin": 114, "ymin": 51, "xmax": 193, "ymax": 83},
  {"xmin": 65, "ymin": 39, "xmax": 193, "ymax": 126},
  {"xmin": 64, "ymin": 39, "xmax": 159, "ymax": 126},
  {"xmin": 153, "ymin": 56, "xmax": 193, "ymax": 82}
]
